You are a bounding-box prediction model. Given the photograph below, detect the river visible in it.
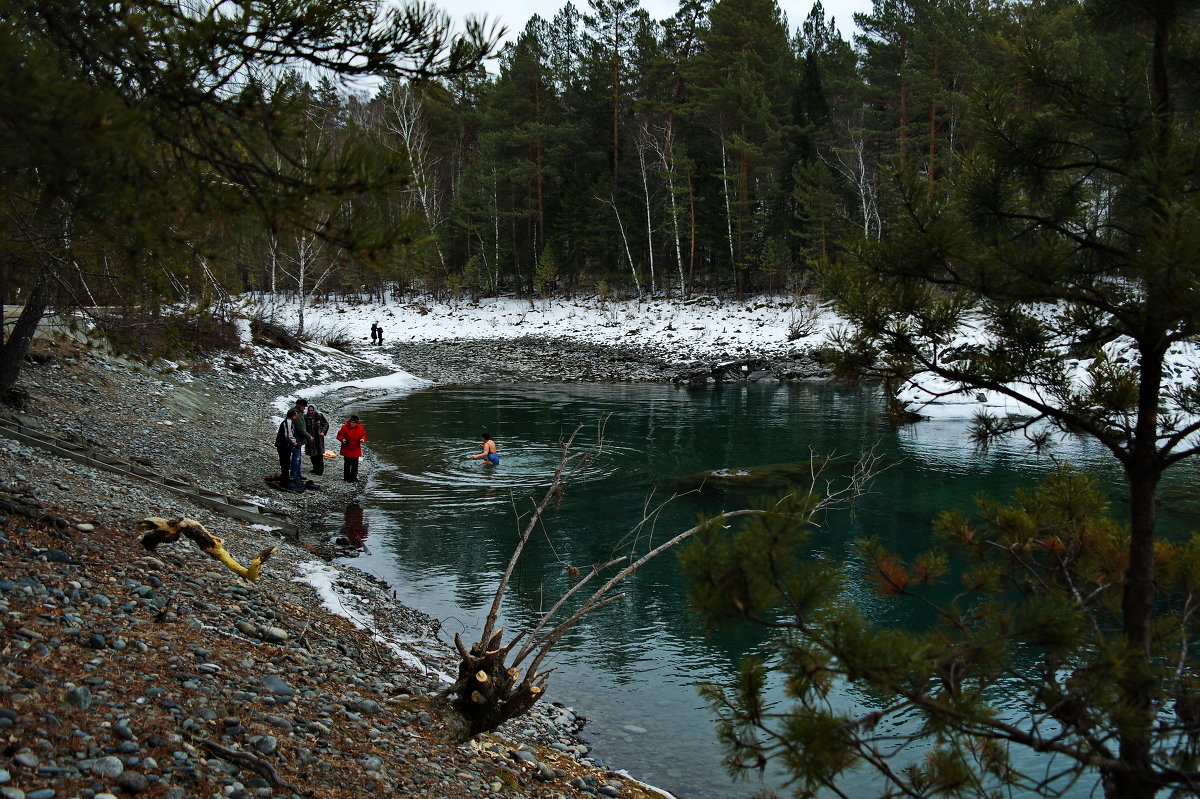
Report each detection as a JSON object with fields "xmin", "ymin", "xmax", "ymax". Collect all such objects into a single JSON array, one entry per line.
[{"xmin": 331, "ymin": 380, "xmax": 1198, "ymax": 798}]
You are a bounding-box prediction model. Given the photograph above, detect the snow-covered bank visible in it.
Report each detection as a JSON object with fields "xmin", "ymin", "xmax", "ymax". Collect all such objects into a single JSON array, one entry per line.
[
  {"xmin": 249, "ymin": 290, "xmax": 1200, "ymax": 431},
  {"xmin": 255, "ymin": 294, "xmax": 829, "ymax": 365}
]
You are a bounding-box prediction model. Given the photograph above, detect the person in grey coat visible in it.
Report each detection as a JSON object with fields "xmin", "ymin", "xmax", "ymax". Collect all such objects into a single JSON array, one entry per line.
[
  {"xmin": 274, "ymin": 408, "xmax": 299, "ymax": 479},
  {"xmin": 304, "ymin": 403, "xmax": 330, "ymax": 475}
]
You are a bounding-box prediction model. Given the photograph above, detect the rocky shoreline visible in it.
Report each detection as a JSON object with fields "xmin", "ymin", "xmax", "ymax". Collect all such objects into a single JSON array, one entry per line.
[
  {"xmin": 385, "ymin": 337, "xmax": 828, "ymax": 386},
  {"xmin": 1, "ymin": 329, "xmax": 757, "ymax": 799}
]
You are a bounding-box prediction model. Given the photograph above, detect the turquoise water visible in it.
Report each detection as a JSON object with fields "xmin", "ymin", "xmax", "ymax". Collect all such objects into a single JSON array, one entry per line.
[{"xmin": 333, "ymin": 381, "xmax": 1198, "ymax": 798}]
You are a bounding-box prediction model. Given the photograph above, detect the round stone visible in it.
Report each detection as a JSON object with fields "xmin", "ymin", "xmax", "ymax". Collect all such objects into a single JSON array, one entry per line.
[
  {"xmin": 260, "ymin": 626, "xmax": 288, "ymax": 644},
  {"xmin": 261, "ymin": 676, "xmax": 293, "ymax": 697},
  {"xmin": 64, "ymin": 686, "xmax": 92, "ymax": 710},
  {"xmin": 12, "ymin": 753, "xmax": 38, "ymax": 769},
  {"xmin": 115, "ymin": 772, "xmax": 148, "ymax": 794},
  {"xmin": 89, "ymin": 755, "xmax": 124, "ymax": 778},
  {"xmin": 252, "ymin": 736, "xmax": 277, "ymax": 756}
]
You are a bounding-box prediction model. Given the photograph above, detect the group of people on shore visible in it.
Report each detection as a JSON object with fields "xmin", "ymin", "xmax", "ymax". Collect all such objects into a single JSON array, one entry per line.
[
  {"xmin": 274, "ymin": 398, "xmax": 369, "ymax": 488},
  {"xmin": 273, "ymin": 396, "xmax": 501, "ymax": 491}
]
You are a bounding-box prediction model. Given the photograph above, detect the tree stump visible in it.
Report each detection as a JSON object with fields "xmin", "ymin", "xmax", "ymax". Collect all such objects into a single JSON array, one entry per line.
[{"xmin": 447, "ymin": 630, "xmax": 545, "ymax": 738}]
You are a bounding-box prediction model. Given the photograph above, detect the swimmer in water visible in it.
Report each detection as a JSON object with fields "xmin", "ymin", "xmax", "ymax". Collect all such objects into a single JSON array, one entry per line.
[{"xmin": 468, "ymin": 432, "xmax": 500, "ymax": 466}]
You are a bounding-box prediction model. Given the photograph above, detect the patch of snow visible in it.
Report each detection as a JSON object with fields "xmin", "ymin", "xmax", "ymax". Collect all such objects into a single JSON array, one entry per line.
[
  {"xmin": 613, "ymin": 771, "xmax": 679, "ymax": 799},
  {"xmin": 251, "ymin": 294, "xmax": 829, "ymax": 366},
  {"xmin": 294, "ymin": 560, "xmax": 431, "ymax": 675},
  {"xmin": 272, "ymin": 371, "xmax": 430, "ymax": 414}
]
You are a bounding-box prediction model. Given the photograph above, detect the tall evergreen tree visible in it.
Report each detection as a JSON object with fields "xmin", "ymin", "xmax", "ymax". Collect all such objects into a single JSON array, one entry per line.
[
  {"xmin": 584, "ymin": 0, "xmax": 647, "ymax": 184},
  {"xmin": 685, "ymin": 1, "xmax": 1200, "ymax": 797},
  {"xmin": 687, "ymin": 0, "xmax": 797, "ymax": 292},
  {"xmin": 792, "ymin": 1, "xmax": 859, "ymax": 265}
]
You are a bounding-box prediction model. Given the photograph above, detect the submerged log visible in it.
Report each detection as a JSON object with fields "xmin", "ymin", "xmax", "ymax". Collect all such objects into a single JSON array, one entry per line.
[
  {"xmin": 675, "ymin": 459, "xmax": 852, "ymax": 493},
  {"xmin": 138, "ymin": 517, "xmax": 276, "ymax": 581}
]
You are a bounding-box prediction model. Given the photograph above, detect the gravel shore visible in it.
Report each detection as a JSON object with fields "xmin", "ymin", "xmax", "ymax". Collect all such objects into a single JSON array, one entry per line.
[{"xmin": 0, "ymin": 329, "xmax": 704, "ymax": 799}]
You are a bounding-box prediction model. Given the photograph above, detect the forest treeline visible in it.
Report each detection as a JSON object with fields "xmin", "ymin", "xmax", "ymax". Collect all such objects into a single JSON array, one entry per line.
[
  {"xmin": 2, "ymin": 0, "xmax": 1059, "ymax": 318},
  {"xmin": 317, "ymin": 0, "xmax": 1022, "ymax": 301}
]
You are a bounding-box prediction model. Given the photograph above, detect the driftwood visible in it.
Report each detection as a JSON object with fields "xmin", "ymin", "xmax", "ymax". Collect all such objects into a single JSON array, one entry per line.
[
  {"xmin": 447, "ymin": 628, "xmax": 547, "ymax": 737},
  {"xmin": 192, "ymin": 736, "xmax": 299, "ymax": 793},
  {"xmin": 138, "ymin": 517, "xmax": 276, "ymax": 581}
]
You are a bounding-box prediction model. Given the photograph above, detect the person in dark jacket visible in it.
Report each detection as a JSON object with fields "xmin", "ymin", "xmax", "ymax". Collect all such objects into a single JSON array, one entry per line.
[
  {"xmin": 274, "ymin": 408, "xmax": 299, "ymax": 479},
  {"xmin": 304, "ymin": 403, "xmax": 330, "ymax": 475},
  {"xmin": 290, "ymin": 399, "xmax": 312, "ymax": 485},
  {"xmin": 336, "ymin": 414, "xmax": 368, "ymax": 483}
]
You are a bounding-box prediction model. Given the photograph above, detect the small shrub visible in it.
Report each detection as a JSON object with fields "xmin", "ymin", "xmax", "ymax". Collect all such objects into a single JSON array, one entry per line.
[
  {"xmin": 320, "ymin": 330, "xmax": 355, "ymax": 353},
  {"xmin": 787, "ymin": 280, "xmax": 823, "ymax": 341},
  {"xmin": 298, "ymin": 317, "xmax": 356, "ymax": 353}
]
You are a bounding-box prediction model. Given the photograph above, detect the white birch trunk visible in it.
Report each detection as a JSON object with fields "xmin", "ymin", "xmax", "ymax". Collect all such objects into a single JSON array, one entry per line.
[
  {"xmin": 720, "ymin": 137, "xmax": 736, "ymax": 269},
  {"xmin": 384, "ymin": 83, "xmax": 447, "ymax": 271},
  {"xmin": 826, "ymin": 111, "xmax": 882, "ymax": 240},
  {"xmin": 492, "ymin": 167, "xmax": 501, "ymax": 293},
  {"xmin": 635, "ymin": 126, "xmax": 655, "ymax": 294},
  {"xmin": 597, "ymin": 193, "xmax": 641, "ymax": 300}
]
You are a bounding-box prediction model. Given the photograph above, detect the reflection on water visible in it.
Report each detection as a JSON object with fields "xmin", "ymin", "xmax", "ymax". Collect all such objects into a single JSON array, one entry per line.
[
  {"xmin": 330, "ymin": 382, "xmax": 1188, "ymax": 799},
  {"xmin": 337, "ymin": 501, "xmax": 369, "ymax": 551}
]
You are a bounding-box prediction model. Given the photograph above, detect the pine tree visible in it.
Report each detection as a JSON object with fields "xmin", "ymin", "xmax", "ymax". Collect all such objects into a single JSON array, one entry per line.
[
  {"xmin": 792, "ymin": 1, "xmax": 859, "ymax": 266},
  {"xmin": 686, "ymin": 1, "xmax": 1200, "ymax": 797},
  {"xmin": 0, "ymin": 0, "xmax": 496, "ymax": 395},
  {"xmin": 686, "ymin": 0, "xmax": 797, "ymax": 293}
]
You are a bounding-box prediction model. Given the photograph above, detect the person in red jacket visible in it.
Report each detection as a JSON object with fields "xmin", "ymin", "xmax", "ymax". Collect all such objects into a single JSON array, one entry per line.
[{"xmin": 336, "ymin": 414, "xmax": 368, "ymax": 483}]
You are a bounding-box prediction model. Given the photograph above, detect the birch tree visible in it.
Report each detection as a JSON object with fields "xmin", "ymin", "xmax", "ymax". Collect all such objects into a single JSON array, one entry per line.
[{"xmin": 377, "ymin": 81, "xmax": 448, "ymax": 273}]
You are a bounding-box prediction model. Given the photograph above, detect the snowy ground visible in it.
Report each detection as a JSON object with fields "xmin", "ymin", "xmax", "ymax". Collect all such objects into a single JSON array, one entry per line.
[
  {"xmin": 256, "ymin": 293, "xmax": 827, "ymax": 364},
  {"xmin": 245, "ymin": 293, "xmax": 1200, "ymax": 426}
]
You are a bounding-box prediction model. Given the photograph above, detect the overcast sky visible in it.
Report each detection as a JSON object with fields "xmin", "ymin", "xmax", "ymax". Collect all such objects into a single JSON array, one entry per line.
[{"xmin": 435, "ymin": 0, "xmax": 874, "ymax": 49}]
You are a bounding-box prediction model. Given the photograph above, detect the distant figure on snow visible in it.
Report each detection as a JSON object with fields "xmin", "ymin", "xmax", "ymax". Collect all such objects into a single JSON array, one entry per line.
[
  {"xmin": 370, "ymin": 321, "xmax": 379, "ymax": 345},
  {"xmin": 469, "ymin": 432, "xmax": 500, "ymax": 466},
  {"xmin": 376, "ymin": 324, "xmax": 384, "ymax": 346},
  {"xmin": 336, "ymin": 414, "xmax": 368, "ymax": 483}
]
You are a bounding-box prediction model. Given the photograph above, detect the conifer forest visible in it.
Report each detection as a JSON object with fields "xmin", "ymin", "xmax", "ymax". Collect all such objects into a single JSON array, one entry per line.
[{"xmin": 9, "ymin": 0, "xmax": 1171, "ymax": 308}]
